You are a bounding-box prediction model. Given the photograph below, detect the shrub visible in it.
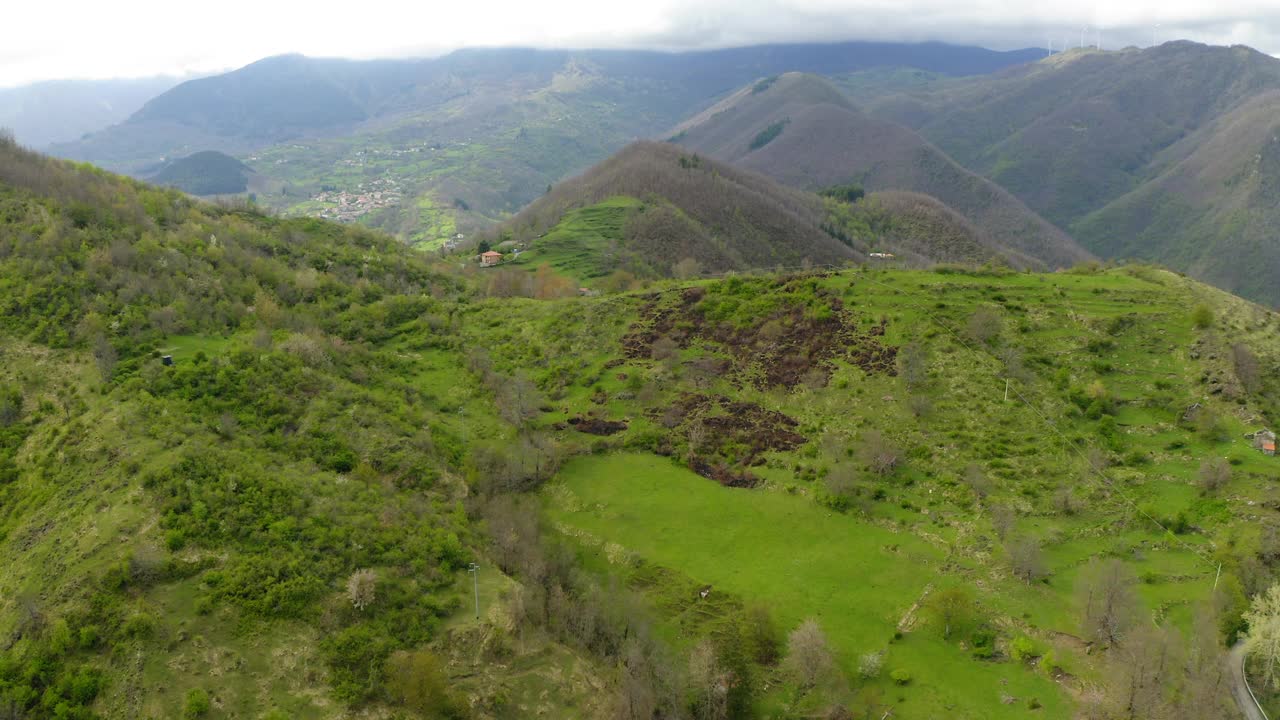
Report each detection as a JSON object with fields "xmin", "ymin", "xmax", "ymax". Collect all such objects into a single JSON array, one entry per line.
[
  {"xmin": 890, "ymin": 668, "xmax": 911, "ymax": 685},
  {"xmin": 857, "ymin": 651, "xmax": 883, "ymax": 679},
  {"xmin": 184, "ymin": 688, "xmax": 211, "ymax": 718},
  {"xmin": 1191, "ymin": 305, "xmax": 1214, "ymax": 329},
  {"xmin": 1009, "ymin": 635, "xmax": 1036, "ymax": 662}
]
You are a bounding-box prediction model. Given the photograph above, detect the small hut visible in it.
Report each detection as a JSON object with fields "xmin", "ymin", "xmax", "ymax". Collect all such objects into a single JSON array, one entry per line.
[
  {"xmin": 480, "ymin": 251, "xmax": 503, "ymax": 267},
  {"xmin": 1253, "ymin": 429, "xmax": 1276, "ymax": 456}
]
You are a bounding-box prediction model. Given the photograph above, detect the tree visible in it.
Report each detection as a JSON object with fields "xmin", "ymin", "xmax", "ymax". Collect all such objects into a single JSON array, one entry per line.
[
  {"xmin": 990, "ymin": 504, "xmax": 1016, "ymax": 540},
  {"xmin": 857, "ymin": 431, "xmax": 901, "ymax": 477},
  {"xmin": 857, "ymin": 652, "xmax": 883, "ymax": 680},
  {"xmin": 92, "ymin": 335, "xmax": 117, "ymax": 382},
  {"xmin": 688, "ymin": 638, "xmax": 730, "ymax": 720},
  {"xmin": 824, "ymin": 463, "xmax": 857, "ymax": 500},
  {"xmin": 534, "ymin": 263, "xmax": 576, "ymax": 299},
  {"xmin": 1245, "ymin": 583, "xmax": 1280, "ymax": 690},
  {"xmin": 963, "ymin": 464, "xmax": 990, "ymax": 501},
  {"xmin": 926, "ymin": 586, "xmax": 975, "ymax": 640},
  {"xmin": 498, "ymin": 371, "xmax": 543, "ymax": 431},
  {"xmin": 897, "ymin": 341, "xmax": 929, "ymax": 389},
  {"xmin": 1008, "ymin": 536, "xmax": 1047, "ymax": 584},
  {"xmin": 1078, "ymin": 559, "xmax": 1140, "ymax": 647},
  {"xmin": 1232, "ymin": 343, "xmax": 1262, "ymax": 394},
  {"xmin": 615, "ymin": 639, "xmax": 658, "ymax": 720},
  {"xmin": 386, "ymin": 649, "xmax": 468, "ymax": 718},
  {"xmin": 741, "ymin": 604, "xmax": 783, "ymax": 665},
  {"xmin": 1191, "ymin": 304, "xmax": 1214, "ymax": 329},
  {"xmin": 965, "ymin": 306, "xmax": 1002, "ymax": 345},
  {"xmin": 0, "ymin": 386, "xmax": 20, "ymax": 427},
  {"xmin": 346, "ymin": 569, "xmax": 377, "ymax": 611},
  {"xmin": 1198, "ymin": 458, "xmax": 1231, "ymax": 494},
  {"xmin": 673, "ymin": 257, "xmax": 703, "ymax": 280},
  {"xmin": 784, "ymin": 619, "xmax": 835, "ymax": 689}
]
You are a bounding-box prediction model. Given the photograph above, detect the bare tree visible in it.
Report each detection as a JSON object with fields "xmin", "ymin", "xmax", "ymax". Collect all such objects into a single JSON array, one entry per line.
[
  {"xmin": 965, "ymin": 306, "xmax": 1002, "ymax": 345},
  {"xmin": 346, "ymin": 569, "xmax": 377, "ymax": 611},
  {"xmin": 1078, "ymin": 559, "xmax": 1140, "ymax": 647},
  {"xmin": 897, "ymin": 341, "xmax": 929, "ymax": 389},
  {"xmin": 963, "ymin": 464, "xmax": 990, "ymax": 501},
  {"xmin": 1008, "ymin": 536, "xmax": 1047, "ymax": 584},
  {"xmin": 1052, "ymin": 488, "xmax": 1076, "ymax": 515},
  {"xmin": 1198, "ymin": 458, "xmax": 1231, "ymax": 494},
  {"xmin": 857, "ymin": 430, "xmax": 901, "ymax": 477},
  {"xmin": 688, "ymin": 638, "xmax": 730, "ymax": 720},
  {"xmin": 498, "ymin": 372, "xmax": 543, "ymax": 431},
  {"xmin": 615, "ymin": 639, "xmax": 657, "ymax": 720},
  {"xmin": 92, "ymin": 335, "xmax": 117, "ymax": 382},
  {"xmin": 1232, "ymin": 343, "xmax": 1262, "ymax": 394},
  {"xmin": 989, "ymin": 504, "xmax": 1016, "ymax": 540},
  {"xmin": 672, "ymin": 257, "xmax": 703, "ymax": 280},
  {"xmin": 824, "ymin": 464, "xmax": 857, "ymax": 499},
  {"xmin": 784, "ymin": 619, "xmax": 835, "ymax": 689}
]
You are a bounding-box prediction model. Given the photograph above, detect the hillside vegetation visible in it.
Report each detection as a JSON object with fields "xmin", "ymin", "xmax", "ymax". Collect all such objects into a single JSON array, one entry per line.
[
  {"xmin": 672, "ymin": 73, "xmax": 1088, "ymax": 268},
  {"xmin": 6, "ymin": 139, "xmax": 1280, "ymax": 720}
]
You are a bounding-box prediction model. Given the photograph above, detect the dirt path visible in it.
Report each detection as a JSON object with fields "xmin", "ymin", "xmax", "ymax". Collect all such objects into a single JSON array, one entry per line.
[
  {"xmin": 1231, "ymin": 641, "xmax": 1270, "ymax": 720},
  {"xmin": 896, "ymin": 583, "xmax": 932, "ymax": 632}
]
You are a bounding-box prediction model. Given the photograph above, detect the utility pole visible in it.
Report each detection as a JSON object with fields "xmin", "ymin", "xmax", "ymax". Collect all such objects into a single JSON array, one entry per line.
[
  {"xmin": 1005, "ymin": 378, "xmax": 1010, "ymax": 402},
  {"xmin": 1214, "ymin": 563, "xmax": 1222, "ymax": 591},
  {"xmin": 468, "ymin": 562, "xmax": 480, "ymax": 618}
]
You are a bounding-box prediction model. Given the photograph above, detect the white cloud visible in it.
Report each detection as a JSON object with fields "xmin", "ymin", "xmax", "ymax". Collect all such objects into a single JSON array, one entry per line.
[{"xmin": 2, "ymin": 0, "xmax": 1279, "ymax": 87}]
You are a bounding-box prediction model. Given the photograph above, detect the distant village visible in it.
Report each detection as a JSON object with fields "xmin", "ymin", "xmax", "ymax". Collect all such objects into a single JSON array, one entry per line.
[{"xmin": 310, "ymin": 177, "xmax": 403, "ymax": 222}]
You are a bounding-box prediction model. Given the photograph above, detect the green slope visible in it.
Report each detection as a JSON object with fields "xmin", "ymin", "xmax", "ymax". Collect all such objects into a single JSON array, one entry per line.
[{"xmin": 4, "ymin": 139, "xmax": 1277, "ymax": 719}]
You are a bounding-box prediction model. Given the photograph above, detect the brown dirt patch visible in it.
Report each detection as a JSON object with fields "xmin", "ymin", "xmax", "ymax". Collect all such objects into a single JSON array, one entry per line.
[
  {"xmin": 652, "ymin": 393, "xmax": 806, "ymax": 487},
  {"xmin": 567, "ymin": 416, "xmax": 628, "ymax": 436},
  {"xmin": 622, "ymin": 283, "xmax": 896, "ymax": 389}
]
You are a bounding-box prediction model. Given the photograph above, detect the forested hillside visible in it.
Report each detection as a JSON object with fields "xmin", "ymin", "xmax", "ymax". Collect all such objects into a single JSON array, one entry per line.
[
  {"xmin": 672, "ymin": 73, "xmax": 1088, "ymax": 268},
  {"xmin": 149, "ymin": 150, "xmax": 253, "ymax": 196},
  {"xmin": 6, "ymin": 138, "xmax": 1280, "ymax": 719}
]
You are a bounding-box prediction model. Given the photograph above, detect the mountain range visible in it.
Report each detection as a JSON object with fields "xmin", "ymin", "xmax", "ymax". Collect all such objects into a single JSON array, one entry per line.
[
  {"xmin": 867, "ymin": 41, "xmax": 1280, "ymax": 302},
  {"xmin": 27, "ymin": 38, "xmax": 1280, "ymax": 304},
  {"xmin": 0, "ymin": 75, "xmax": 190, "ymax": 148},
  {"xmin": 669, "ymin": 72, "xmax": 1089, "ymax": 268},
  {"xmin": 45, "ymin": 42, "xmax": 1044, "ymax": 246}
]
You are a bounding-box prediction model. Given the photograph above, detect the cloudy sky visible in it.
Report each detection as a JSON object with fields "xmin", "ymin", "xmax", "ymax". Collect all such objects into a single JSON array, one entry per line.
[{"xmin": 4, "ymin": 0, "xmax": 1280, "ymax": 87}]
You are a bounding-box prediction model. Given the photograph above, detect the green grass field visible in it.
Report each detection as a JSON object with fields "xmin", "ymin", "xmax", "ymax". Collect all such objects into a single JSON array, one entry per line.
[{"xmin": 548, "ymin": 453, "xmax": 1070, "ymax": 719}]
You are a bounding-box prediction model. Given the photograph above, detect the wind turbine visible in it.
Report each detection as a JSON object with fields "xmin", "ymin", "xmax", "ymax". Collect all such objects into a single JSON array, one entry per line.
[{"xmin": 1152, "ymin": 24, "xmax": 1161, "ymax": 47}]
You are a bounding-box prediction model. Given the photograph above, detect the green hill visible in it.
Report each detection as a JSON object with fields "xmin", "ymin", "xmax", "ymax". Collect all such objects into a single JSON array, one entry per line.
[
  {"xmin": 149, "ymin": 150, "xmax": 252, "ymax": 195},
  {"xmin": 672, "ymin": 73, "xmax": 1089, "ymax": 268},
  {"xmin": 485, "ymin": 142, "xmax": 1036, "ymax": 283},
  {"xmin": 491, "ymin": 141, "xmax": 859, "ymax": 278},
  {"xmin": 3, "ymin": 138, "xmax": 1275, "ymax": 719}
]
